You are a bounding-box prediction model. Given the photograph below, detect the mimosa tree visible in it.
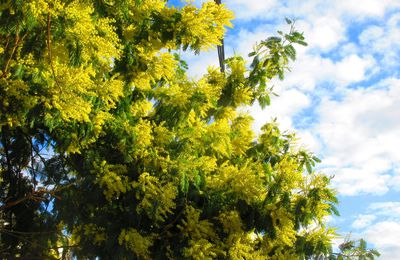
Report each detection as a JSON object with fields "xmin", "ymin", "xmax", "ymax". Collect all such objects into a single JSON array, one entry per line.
[{"xmin": 0, "ymin": 1, "xmax": 379, "ymax": 259}]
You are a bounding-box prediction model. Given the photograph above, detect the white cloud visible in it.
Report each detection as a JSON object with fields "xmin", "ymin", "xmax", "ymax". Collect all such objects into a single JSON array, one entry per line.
[
  {"xmin": 278, "ymin": 53, "xmax": 375, "ymax": 91},
  {"xmin": 227, "ymin": 24, "xmax": 277, "ymax": 57},
  {"xmin": 224, "ymin": 0, "xmax": 400, "ymax": 21},
  {"xmin": 335, "ymin": 55, "xmax": 376, "ymax": 84},
  {"xmin": 296, "ymin": 17, "xmax": 345, "ymax": 51},
  {"xmin": 316, "ymin": 78, "xmax": 400, "ymax": 195},
  {"xmin": 369, "ymin": 202, "xmax": 400, "ymax": 218},
  {"xmin": 348, "ymin": 202, "xmax": 400, "ymax": 259},
  {"xmin": 359, "ymin": 26, "xmax": 385, "ymax": 46},
  {"xmin": 390, "ymin": 167, "xmax": 400, "ymax": 191},
  {"xmin": 226, "ymin": 0, "xmax": 277, "ymax": 20},
  {"xmin": 324, "ymin": 165, "xmax": 391, "ymax": 196},
  {"xmin": 296, "ymin": 130, "xmax": 321, "ymax": 153},
  {"xmin": 363, "ymin": 221, "xmax": 400, "ymax": 260},
  {"xmin": 335, "ymin": 0, "xmax": 400, "ymax": 18},
  {"xmin": 359, "ymin": 13, "xmax": 400, "ymax": 67},
  {"xmin": 248, "ymin": 88, "xmax": 310, "ymax": 133},
  {"xmin": 182, "ymin": 50, "xmax": 219, "ymax": 78},
  {"xmin": 352, "ymin": 214, "xmax": 377, "ymax": 229}
]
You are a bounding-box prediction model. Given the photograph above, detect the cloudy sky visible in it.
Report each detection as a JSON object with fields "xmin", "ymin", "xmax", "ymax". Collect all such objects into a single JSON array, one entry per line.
[{"xmin": 171, "ymin": 0, "xmax": 400, "ymax": 258}]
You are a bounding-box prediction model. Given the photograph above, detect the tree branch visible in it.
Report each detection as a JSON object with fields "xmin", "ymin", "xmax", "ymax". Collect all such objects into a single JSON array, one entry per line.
[
  {"xmin": 0, "ymin": 182, "xmax": 76, "ymax": 211},
  {"xmin": 2, "ymin": 33, "xmax": 27, "ymax": 78},
  {"xmin": 47, "ymin": 13, "xmax": 61, "ymax": 89}
]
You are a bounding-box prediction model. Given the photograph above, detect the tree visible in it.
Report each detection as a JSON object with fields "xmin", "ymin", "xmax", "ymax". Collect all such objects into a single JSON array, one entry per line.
[{"xmin": 0, "ymin": 0, "xmax": 378, "ymax": 259}]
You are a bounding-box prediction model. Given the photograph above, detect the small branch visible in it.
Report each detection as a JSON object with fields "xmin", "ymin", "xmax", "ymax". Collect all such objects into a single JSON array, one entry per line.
[
  {"xmin": 3, "ymin": 34, "xmax": 11, "ymax": 52},
  {"xmin": 0, "ymin": 228, "xmax": 57, "ymax": 235},
  {"xmin": 0, "ymin": 193, "xmax": 36, "ymax": 211},
  {"xmin": 47, "ymin": 13, "xmax": 61, "ymax": 89},
  {"xmin": 2, "ymin": 35, "xmax": 19, "ymax": 77},
  {"xmin": 1, "ymin": 33, "xmax": 27, "ymax": 78},
  {"xmin": 0, "ymin": 182, "xmax": 76, "ymax": 211}
]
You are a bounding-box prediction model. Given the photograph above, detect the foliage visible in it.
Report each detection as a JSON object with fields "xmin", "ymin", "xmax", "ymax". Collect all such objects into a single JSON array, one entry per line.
[
  {"xmin": 0, "ymin": 0, "xmax": 378, "ymax": 259},
  {"xmin": 330, "ymin": 237, "xmax": 381, "ymax": 260}
]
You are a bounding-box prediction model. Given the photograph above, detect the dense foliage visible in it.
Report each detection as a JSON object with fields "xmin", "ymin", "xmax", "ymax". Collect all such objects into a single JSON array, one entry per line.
[{"xmin": 0, "ymin": 0, "xmax": 379, "ymax": 259}]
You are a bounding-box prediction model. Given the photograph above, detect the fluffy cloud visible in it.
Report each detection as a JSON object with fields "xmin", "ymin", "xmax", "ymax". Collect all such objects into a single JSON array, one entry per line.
[
  {"xmin": 354, "ymin": 202, "xmax": 400, "ymax": 259},
  {"xmin": 225, "ymin": 0, "xmax": 277, "ymax": 20},
  {"xmin": 363, "ymin": 221, "xmax": 400, "ymax": 260},
  {"xmin": 316, "ymin": 78, "xmax": 400, "ymax": 195},
  {"xmin": 335, "ymin": 55, "xmax": 376, "ymax": 84},
  {"xmin": 359, "ymin": 13, "xmax": 400, "ymax": 67},
  {"xmin": 369, "ymin": 202, "xmax": 400, "ymax": 218},
  {"xmin": 182, "ymin": 50, "xmax": 219, "ymax": 78},
  {"xmin": 335, "ymin": 0, "xmax": 400, "ymax": 18},
  {"xmin": 229, "ymin": 25, "xmax": 277, "ymax": 57},
  {"xmin": 295, "ymin": 17, "xmax": 345, "ymax": 51},
  {"xmin": 222, "ymin": 24, "xmax": 374, "ymax": 91},
  {"xmin": 279, "ymin": 53, "xmax": 375, "ymax": 91},
  {"xmin": 296, "ymin": 130, "xmax": 322, "ymax": 153},
  {"xmin": 247, "ymin": 88, "xmax": 310, "ymax": 133},
  {"xmin": 351, "ymin": 214, "xmax": 377, "ymax": 229}
]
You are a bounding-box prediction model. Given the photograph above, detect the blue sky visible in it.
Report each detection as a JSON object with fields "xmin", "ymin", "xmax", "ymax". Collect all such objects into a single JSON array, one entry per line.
[{"xmin": 171, "ymin": 0, "xmax": 400, "ymax": 258}]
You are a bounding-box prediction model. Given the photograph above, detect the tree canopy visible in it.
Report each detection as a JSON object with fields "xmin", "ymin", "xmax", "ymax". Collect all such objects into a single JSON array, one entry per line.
[{"xmin": 0, "ymin": 0, "xmax": 379, "ymax": 259}]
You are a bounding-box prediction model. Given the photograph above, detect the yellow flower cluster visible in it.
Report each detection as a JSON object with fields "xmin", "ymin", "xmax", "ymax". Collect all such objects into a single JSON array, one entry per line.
[
  {"xmin": 93, "ymin": 161, "xmax": 129, "ymax": 201},
  {"xmin": 118, "ymin": 228, "xmax": 154, "ymax": 259},
  {"xmin": 153, "ymin": 123, "xmax": 174, "ymax": 145},
  {"xmin": 219, "ymin": 210, "xmax": 243, "ymax": 234},
  {"xmin": 64, "ymin": 1, "xmax": 121, "ymax": 63},
  {"xmin": 228, "ymin": 233, "xmax": 264, "ymax": 260},
  {"xmin": 206, "ymin": 118, "xmax": 232, "ymax": 157},
  {"xmin": 132, "ymin": 51, "xmax": 177, "ymax": 91},
  {"xmin": 207, "ymin": 161, "xmax": 265, "ymax": 204},
  {"xmin": 179, "ymin": 206, "xmax": 222, "ymax": 258},
  {"xmin": 270, "ymin": 208, "xmax": 296, "ymax": 247},
  {"xmin": 179, "ymin": 2, "xmax": 234, "ymax": 50},
  {"xmin": 133, "ymin": 119, "xmax": 153, "ymax": 158},
  {"xmin": 44, "ymin": 63, "xmax": 94, "ymax": 122},
  {"xmin": 83, "ymin": 224, "xmax": 107, "ymax": 246},
  {"xmin": 133, "ymin": 172, "xmax": 177, "ymax": 223},
  {"xmin": 24, "ymin": 0, "xmax": 64, "ymax": 19},
  {"xmin": 231, "ymin": 115, "xmax": 255, "ymax": 155}
]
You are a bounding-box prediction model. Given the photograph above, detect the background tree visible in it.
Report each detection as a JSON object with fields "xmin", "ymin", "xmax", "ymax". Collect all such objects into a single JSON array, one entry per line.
[{"xmin": 0, "ymin": 0, "xmax": 378, "ymax": 259}]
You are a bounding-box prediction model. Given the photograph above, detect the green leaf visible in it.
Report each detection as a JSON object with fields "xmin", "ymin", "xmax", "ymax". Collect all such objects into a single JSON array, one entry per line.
[
  {"xmin": 284, "ymin": 45, "xmax": 296, "ymax": 61},
  {"xmin": 329, "ymin": 204, "xmax": 340, "ymax": 216},
  {"xmin": 297, "ymin": 40, "xmax": 308, "ymax": 46},
  {"xmin": 305, "ymin": 161, "xmax": 312, "ymax": 174},
  {"xmin": 370, "ymin": 249, "xmax": 381, "ymax": 256},
  {"xmin": 180, "ymin": 173, "xmax": 189, "ymax": 194},
  {"xmin": 258, "ymin": 94, "xmax": 271, "ymax": 109},
  {"xmin": 312, "ymin": 156, "xmax": 321, "ymax": 163}
]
